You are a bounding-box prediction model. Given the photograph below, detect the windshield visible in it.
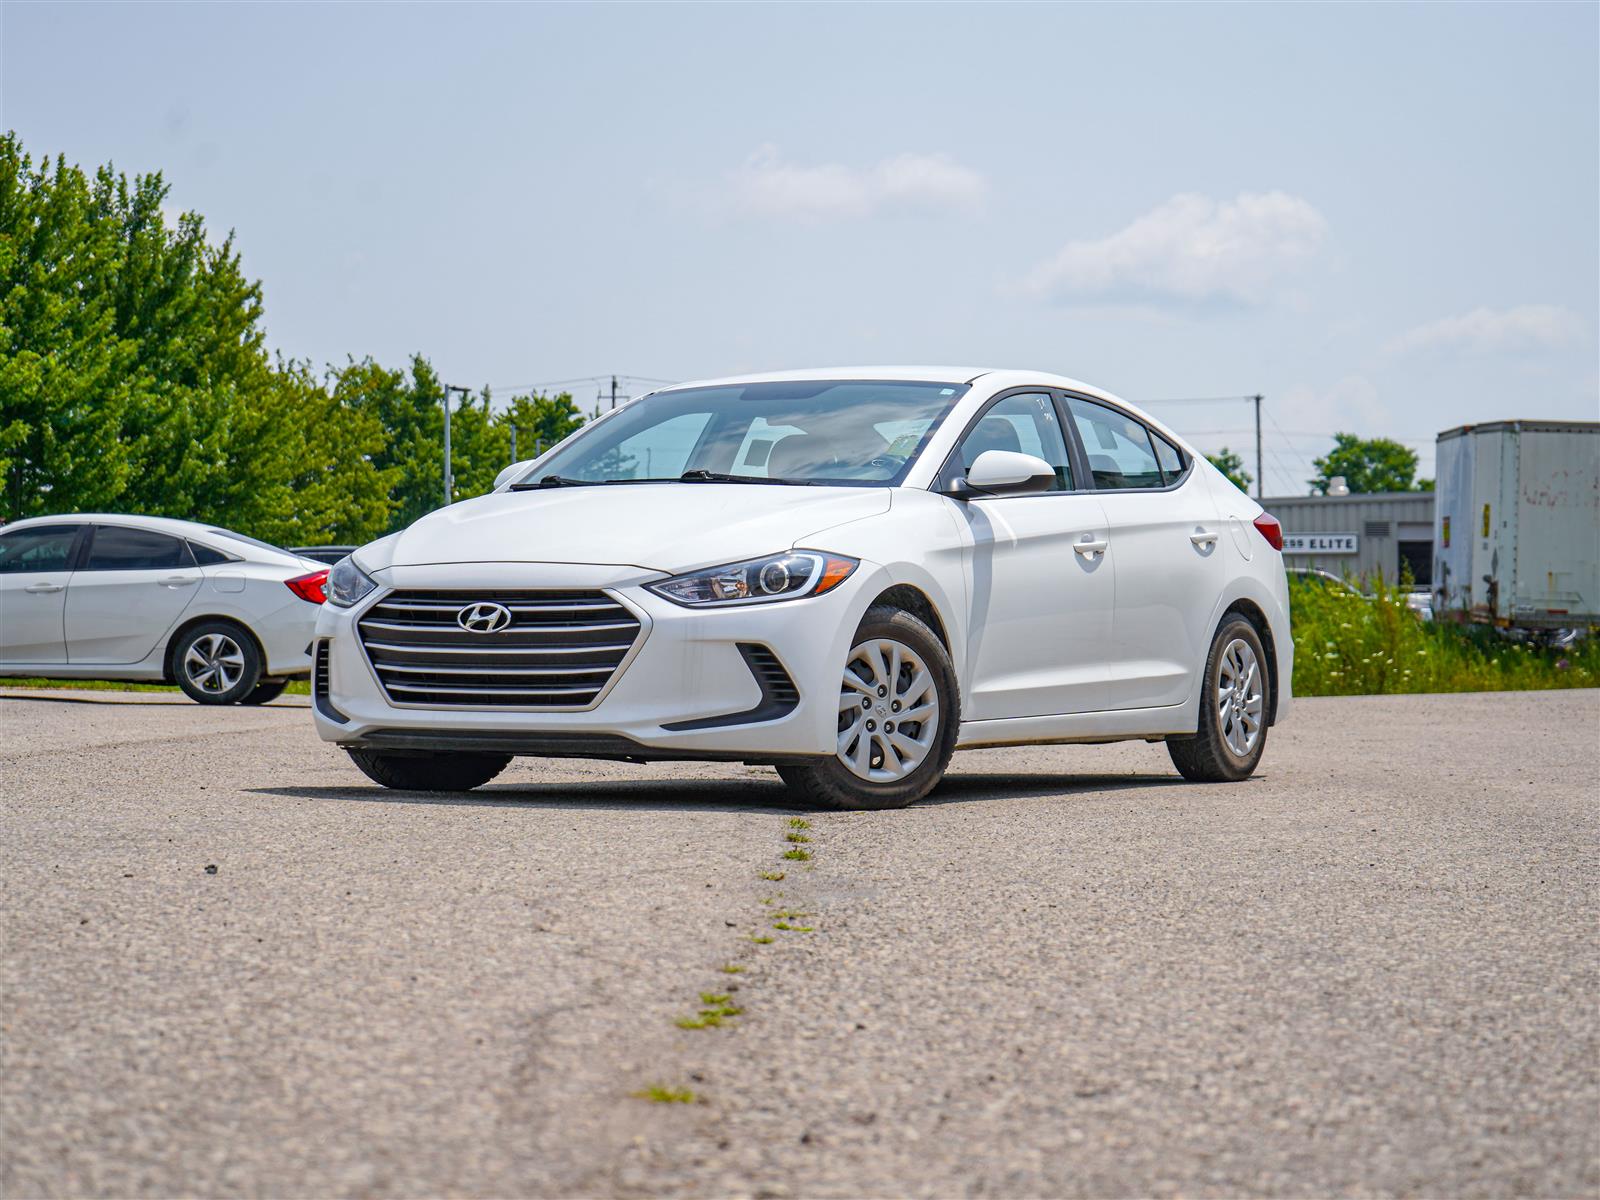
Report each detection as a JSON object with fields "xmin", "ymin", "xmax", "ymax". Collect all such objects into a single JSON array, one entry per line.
[{"xmin": 516, "ymin": 379, "xmax": 969, "ymax": 488}]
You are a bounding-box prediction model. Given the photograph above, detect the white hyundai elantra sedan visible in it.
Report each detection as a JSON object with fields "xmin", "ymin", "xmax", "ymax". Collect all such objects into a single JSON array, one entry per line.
[
  {"xmin": 0, "ymin": 514, "xmax": 328, "ymax": 704},
  {"xmin": 313, "ymin": 369, "xmax": 1291, "ymax": 809}
]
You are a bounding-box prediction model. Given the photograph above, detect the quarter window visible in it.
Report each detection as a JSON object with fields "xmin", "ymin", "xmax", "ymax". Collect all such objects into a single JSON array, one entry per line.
[
  {"xmin": 1152, "ymin": 431, "xmax": 1186, "ymax": 483},
  {"xmin": 1067, "ymin": 397, "xmax": 1165, "ymax": 490},
  {"xmin": 84, "ymin": 526, "xmax": 192, "ymax": 571},
  {"xmin": 188, "ymin": 542, "xmax": 235, "ymax": 566},
  {"xmin": 955, "ymin": 393, "xmax": 1074, "ymax": 491},
  {"xmin": 0, "ymin": 525, "xmax": 82, "ymax": 574}
]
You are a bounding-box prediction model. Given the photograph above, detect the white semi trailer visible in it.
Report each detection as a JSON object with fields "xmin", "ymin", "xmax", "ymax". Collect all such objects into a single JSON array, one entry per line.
[{"xmin": 1433, "ymin": 420, "xmax": 1599, "ymax": 631}]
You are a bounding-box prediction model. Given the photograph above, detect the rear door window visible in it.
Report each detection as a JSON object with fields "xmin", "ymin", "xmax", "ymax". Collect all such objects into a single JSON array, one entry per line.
[
  {"xmin": 1066, "ymin": 397, "xmax": 1166, "ymax": 490},
  {"xmin": 84, "ymin": 526, "xmax": 193, "ymax": 571}
]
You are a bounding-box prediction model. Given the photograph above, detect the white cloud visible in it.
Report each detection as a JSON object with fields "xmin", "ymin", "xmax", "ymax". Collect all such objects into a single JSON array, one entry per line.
[
  {"xmin": 1384, "ymin": 305, "xmax": 1587, "ymax": 356},
  {"xmin": 724, "ymin": 144, "xmax": 986, "ymax": 223},
  {"xmin": 1027, "ymin": 191, "xmax": 1329, "ymax": 305}
]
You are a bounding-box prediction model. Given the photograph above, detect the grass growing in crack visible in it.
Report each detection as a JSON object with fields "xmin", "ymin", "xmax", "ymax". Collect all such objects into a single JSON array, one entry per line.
[
  {"xmin": 720, "ymin": 963, "xmax": 745, "ymax": 974},
  {"xmin": 759, "ymin": 870, "xmax": 786, "ymax": 881},
  {"xmin": 675, "ymin": 990, "xmax": 744, "ymax": 1030},
  {"xmin": 772, "ymin": 921, "xmax": 815, "ymax": 933},
  {"xmin": 788, "ymin": 818, "xmax": 811, "ymax": 830},
  {"xmin": 782, "ymin": 847, "xmax": 811, "ymax": 862},
  {"xmin": 749, "ymin": 934, "xmax": 774, "ymax": 944},
  {"xmin": 785, "ymin": 832, "xmax": 811, "ymax": 844},
  {"xmin": 633, "ymin": 1086, "xmax": 698, "ymax": 1103}
]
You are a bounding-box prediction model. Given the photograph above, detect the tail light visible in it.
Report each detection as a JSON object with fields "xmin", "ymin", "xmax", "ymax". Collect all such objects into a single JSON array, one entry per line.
[
  {"xmin": 285, "ymin": 569, "xmax": 329, "ymax": 604},
  {"xmin": 1252, "ymin": 512, "xmax": 1284, "ymax": 551}
]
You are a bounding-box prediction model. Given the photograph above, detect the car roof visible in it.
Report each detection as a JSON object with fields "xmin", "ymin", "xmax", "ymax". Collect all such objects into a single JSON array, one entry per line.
[
  {"xmin": 0, "ymin": 513, "xmax": 303, "ymax": 560},
  {"xmin": 3, "ymin": 513, "xmax": 220, "ymax": 538}
]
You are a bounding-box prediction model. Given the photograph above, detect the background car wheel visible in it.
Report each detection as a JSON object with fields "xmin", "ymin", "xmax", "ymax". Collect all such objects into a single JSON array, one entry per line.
[
  {"xmin": 1168, "ymin": 614, "xmax": 1270, "ymax": 783},
  {"xmin": 172, "ymin": 621, "xmax": 262, "ymax": 705},
  {"xmin": 346, "ymin": 748, "xmax": 512, "ymax": 792},
  {"xmin": 777, "ymin": 605, "xmax": 959, "ymax": 810},
  {"xmin": 240, "ymin": 680, "xmax": 290, "ymax": 705}
]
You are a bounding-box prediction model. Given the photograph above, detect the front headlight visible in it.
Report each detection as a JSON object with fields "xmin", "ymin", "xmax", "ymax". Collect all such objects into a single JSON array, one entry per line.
[
  {"xmin": 647, "ymin": 550, "xmax": 858, "ymax": 607},
  {"xmin": 325, "ymin": 555, "xmax": 378, "ymax": 608}
]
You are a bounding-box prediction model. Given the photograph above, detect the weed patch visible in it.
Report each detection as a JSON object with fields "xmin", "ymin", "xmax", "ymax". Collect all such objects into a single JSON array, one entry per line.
[{"xmin": 633, "ymin": 1086, "xmax": 698, "ymax": 1103}]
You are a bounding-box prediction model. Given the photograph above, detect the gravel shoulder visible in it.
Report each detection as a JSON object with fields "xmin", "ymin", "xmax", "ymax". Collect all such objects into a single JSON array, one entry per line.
[{"xmin": 2, "ymin": 689, "xmax": 1595, "ymax": 1197}]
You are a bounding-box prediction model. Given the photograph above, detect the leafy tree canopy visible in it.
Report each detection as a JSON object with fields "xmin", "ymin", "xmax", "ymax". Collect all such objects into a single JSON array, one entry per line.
[
  {"xmin": 1309, "ymin": 433, "xmax": 1433, "ymax": 495},
  {"xmin": 0, "ymin": 134, "xmax": 585, "ymax": 545}
]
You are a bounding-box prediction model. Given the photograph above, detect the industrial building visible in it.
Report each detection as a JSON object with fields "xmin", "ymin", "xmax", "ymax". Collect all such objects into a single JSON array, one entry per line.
[{"xmin": 1261, "ymin": 491, "xmax": 1435, "ymax": 585}]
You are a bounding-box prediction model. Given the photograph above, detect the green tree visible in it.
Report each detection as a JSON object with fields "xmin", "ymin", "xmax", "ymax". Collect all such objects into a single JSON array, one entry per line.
[
  {"xmin": 0, "ymin": 134, "xmax": 397, "ymax": 543},
  {"xmin": 1205, "ymin": 447, "xmax": 1252, "ymax": 493},
  {"xmin": 498, "ymin": 391, "xmax": 583, "ymax": 460},
  {"xmin": 1309, "ymin": 434, "xmax": 1432, "ymax": 495}
]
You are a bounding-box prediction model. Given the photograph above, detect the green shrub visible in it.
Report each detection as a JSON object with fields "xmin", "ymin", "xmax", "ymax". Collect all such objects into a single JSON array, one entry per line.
[{"xmin": 1288, "ymin": 576, "xmax": 1597, "ymax": 696}]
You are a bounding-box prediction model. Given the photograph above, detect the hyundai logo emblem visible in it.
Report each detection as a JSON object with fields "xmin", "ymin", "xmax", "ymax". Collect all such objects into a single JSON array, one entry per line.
[{"xmin": 456, "ymin": 602, "xmax": 513, "ymax": 633}]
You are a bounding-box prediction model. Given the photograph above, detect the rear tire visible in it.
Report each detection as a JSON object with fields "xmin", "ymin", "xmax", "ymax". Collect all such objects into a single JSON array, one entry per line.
[
  {"xmin": 1168, "ymin": 614, "xmax": 1270, "ymax": 783},
  {"xmin": 346, "ymin": 748, "xmax": 512, "ymax": 792},
  {"xmin": 777, "ymin": 605, "xmax": 958, "ymax": 810},
  {"xmin": 173, "ymin": 621, "xmax": 262, "ymax": 705}
]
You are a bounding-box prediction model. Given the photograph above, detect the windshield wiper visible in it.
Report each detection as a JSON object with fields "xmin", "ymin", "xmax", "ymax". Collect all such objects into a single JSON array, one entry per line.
[
  {"xmin": 510, "ymin": 475, "xmax": 596, "ymax": 490},
  {"xmin": 677, "ymin": 470, "xmax": 814, "ymax": 485}
]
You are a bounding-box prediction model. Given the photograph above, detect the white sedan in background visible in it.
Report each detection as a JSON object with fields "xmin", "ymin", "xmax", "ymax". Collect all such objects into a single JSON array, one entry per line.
[
  {"xmin": 314, "ymin": 367, "xmax": 1293, "ymax": 808},
  {"xmin": 0, "ymin": 514, "xmax": 327, "ymax": 704}
]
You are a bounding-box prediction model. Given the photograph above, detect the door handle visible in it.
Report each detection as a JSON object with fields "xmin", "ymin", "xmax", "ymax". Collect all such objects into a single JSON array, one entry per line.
[
  {"xmin": 1189, "ymin": 529, "xmax": 1219, "ymax": 547},
  {"xmin": 158, "ymin": 576, "xmax": 199, "ymax": 588},
  {"xmin": 1074, "ymin": 536, "xmax": 1109, "ymax": 557},
  {"xmin": 23, "ymin": 582, "xmax": 63, "ymax": 594}
]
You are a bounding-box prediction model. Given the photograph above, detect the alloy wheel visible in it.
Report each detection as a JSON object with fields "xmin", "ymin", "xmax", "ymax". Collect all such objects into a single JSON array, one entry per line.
[
  {"xmin": 1216, "ymin": 637, "xmax": 1264, "ymax": 757},
  {"xmin": 184, "ymin": 632, "xmax": 246, "ymax": 695},
  {"xmin": 837, "ymin": 637, "xmax": 940, "ymax": 782}
]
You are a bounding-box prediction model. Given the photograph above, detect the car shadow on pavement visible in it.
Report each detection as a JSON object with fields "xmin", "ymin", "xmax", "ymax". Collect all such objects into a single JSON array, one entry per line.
[{"xmin": 250, "ymin": 771, "xmax": 1189, "ymax": 814}]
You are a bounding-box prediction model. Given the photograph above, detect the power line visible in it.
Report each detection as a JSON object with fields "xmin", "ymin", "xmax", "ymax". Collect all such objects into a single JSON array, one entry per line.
[{"xmin": 485, "ymin": 373, "xmax": 678, "ymax": 394}]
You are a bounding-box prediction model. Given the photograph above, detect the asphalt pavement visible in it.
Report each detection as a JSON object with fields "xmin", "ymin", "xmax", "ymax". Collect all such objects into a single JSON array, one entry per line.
[{"xmin": 1, "ymin": 687, "xmax": 1595, "ymax": 1198}]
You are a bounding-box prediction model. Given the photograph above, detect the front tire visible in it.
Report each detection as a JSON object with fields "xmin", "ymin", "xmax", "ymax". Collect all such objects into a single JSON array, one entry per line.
[
  {"xmin": 241, "ymin": 680, "xmax": 289, "ymax": 705},
  {"xmin": 777, "ymin": 605, "xmax": 959, "ymax": 810},
  {"xmin": 173, "ymin": 621, "xmax": 262, "ymax": 705},
  {"xmin": 1168, "ymin": 614, "xmax": 1270, "ymax": 782},
  {"xmin": 346, "ymin": 748, "xmax": 511, "ymax": 792}
]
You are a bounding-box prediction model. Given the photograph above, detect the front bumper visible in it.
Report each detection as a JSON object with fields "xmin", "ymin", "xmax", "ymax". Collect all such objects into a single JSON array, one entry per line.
[{"xmin": 311, "ymin": 559, "xmax": 878, "ymax": 761}]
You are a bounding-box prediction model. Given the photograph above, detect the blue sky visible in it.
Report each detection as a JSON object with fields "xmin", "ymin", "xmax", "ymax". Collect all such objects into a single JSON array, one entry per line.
[{"xmin": 4, "ymin": 1, "xmax": 1596, "ymax": 494}]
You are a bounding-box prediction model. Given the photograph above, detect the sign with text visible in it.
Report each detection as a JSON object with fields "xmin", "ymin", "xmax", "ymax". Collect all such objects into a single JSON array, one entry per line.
[{"xmin": 1283, "ymin": 532, "xmax": 1359, "ymax": 555}]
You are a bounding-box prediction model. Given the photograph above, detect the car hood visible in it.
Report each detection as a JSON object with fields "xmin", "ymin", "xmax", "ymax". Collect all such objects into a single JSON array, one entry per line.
[{"xmin": 361, "ymin": 484, "xmax": 892, "ymax": 574}]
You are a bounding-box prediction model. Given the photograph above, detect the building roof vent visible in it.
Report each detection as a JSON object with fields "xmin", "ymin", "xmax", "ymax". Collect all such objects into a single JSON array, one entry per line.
[{"xmin": 1364, "ymin": 520, "xmax": 1392, "ymax": 538}]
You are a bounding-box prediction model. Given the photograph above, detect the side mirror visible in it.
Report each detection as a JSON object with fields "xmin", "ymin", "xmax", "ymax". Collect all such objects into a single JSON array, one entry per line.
[
  {"xmin": 495, "ymin": 460, "xmax": 537, "ymax": 490},
  {"xmin": 948, "ymin": 450, "xmax": 1056, "ymax": 499}
]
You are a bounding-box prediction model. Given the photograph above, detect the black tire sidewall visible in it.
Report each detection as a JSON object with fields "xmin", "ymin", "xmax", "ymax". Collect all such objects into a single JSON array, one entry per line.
[
  {"xmin": 789, "ymin": 606, "xmax": 960, "ymax": 809},
  {"xmin": 1204, "ymin": 616, "xmax": 1269, "ymax": 777},
  {"xmin": 242, "ymin": 680, "xmax": 290, "ymax": 705},
  {"xmin": 173, "ymin": 621, "xmax": 262, "ymax": 705}
]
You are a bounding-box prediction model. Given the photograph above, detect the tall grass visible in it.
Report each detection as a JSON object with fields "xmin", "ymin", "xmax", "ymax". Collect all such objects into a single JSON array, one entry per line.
[{"xmin": 1289, "ymin": 576, "xmax": 1598, "ymax": 696}]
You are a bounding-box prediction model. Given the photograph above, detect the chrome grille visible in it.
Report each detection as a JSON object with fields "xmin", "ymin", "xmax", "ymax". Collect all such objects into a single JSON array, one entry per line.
[{"xmin": 357, "ymin": 590, "xmax": 641, "ymax": 708}]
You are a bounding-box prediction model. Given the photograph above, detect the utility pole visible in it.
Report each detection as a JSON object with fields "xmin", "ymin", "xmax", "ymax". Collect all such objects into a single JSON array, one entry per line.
[
  {"xmin": 610, "ymin": 375, "xmax": 618, "ymax": 410},
  {"xmin": 1253, "ymin": 394, "xmax": 1264, "ymax": 500},
  {"xmin": 442, "ymin": 385, "xmax": 470, "ymax": 505},
  {"xmin": 510, "ymin": 425, "xmax": 517, "ymax": 464}
]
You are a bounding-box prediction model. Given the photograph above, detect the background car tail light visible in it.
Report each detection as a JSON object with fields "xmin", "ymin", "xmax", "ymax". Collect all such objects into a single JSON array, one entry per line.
[
  {"xmin": 285, "ymin": 569, "xmax": 329, "ymax": 603},
  {"xmin": 1253, "ymin": 512, "xmax": 1284, "ymax": 551}
]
